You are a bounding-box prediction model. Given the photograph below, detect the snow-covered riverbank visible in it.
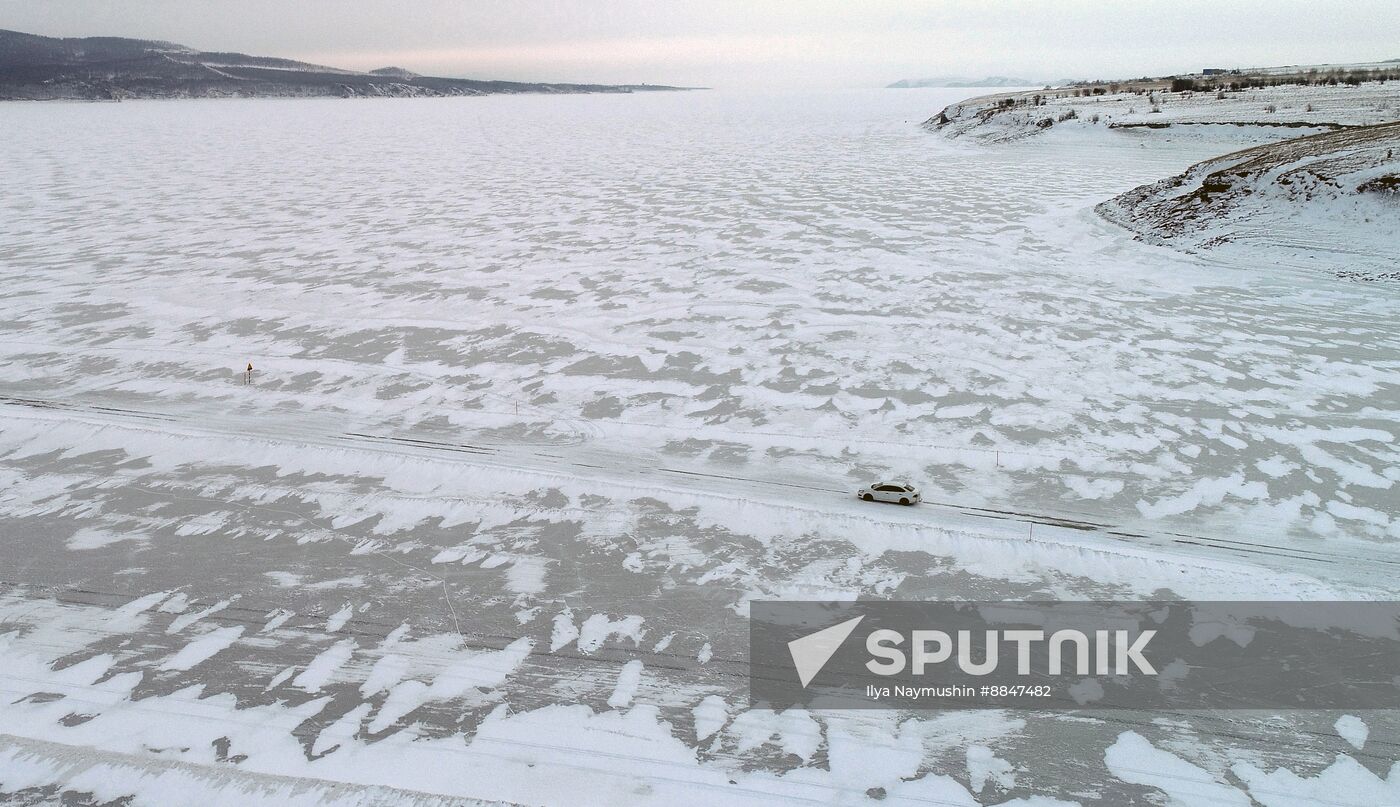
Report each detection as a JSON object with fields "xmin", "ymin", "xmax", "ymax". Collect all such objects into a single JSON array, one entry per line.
[
  {"xmin": 927, "ymin": 73, "xmax": 1400, "ymax": 279},
  {"xmin": 926, "ymin": 73, "xmax": 1400, "ymax": 142},
  {"xmin": 1097, "ymin": 121, "xmax": 1400, "ymax": 280}
]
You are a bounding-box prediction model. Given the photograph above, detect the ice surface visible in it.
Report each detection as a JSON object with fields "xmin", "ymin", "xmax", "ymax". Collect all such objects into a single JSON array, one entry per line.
[
  {"xmin": 1, "ymin": 88, "xmax": 1397, "ymax": 805},
  {"xmin": 966, "ymin": 744, "xmax": 1017, "ymax": 794},
  {"xmin": 607, "ymin": 659, "xmax": 643, "ymax": 708},
  {"xmin": 1104, "ymin": 732, "xmax": 1251, "ymax": 807},
  {"xmin": 160, "ymin": 626, "xmax": 245, "ymax": 671},
  {"xmin": 1232, "ymin": 753, "xmax": 1400, "ymax": 807},
  {"xmin": 1333, "ymin": 715, "xmax": 1369, "ymax": 751},
  {"xmin": 293, "ymin": 638, "xmax": 357, "ymax": 691}
]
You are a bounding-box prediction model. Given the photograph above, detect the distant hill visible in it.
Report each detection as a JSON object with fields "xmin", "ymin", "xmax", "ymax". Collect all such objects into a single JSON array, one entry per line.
[
  {"xmin": 368, "ymin": 66, "xmax": 420, "ymax": 79},
  {"xmin": 0, "ymin": 28, "xmax": 695, "ymax": 100},
  {"xmin": 888, "ymin": 76, "xmax": 1037, "ymax": 89}
]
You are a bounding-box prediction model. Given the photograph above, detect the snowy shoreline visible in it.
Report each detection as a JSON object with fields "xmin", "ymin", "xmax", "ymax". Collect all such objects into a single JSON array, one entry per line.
[
  {"xmin": 926, "ymin": 70, "xmax": 1400, "ymax": 141},
  {"xmin": 1097, "ymin": 122, "xmax": 1400, "ymax": 280},
  {"xmin": 927, "ymin": 76, "xmax": 1400, "ymax": 277}
]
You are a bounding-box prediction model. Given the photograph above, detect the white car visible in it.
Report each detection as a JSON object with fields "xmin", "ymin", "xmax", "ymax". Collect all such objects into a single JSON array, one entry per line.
[{"xmin": 857, "ymin": 482, "xmax": 921, "ymax": 505}]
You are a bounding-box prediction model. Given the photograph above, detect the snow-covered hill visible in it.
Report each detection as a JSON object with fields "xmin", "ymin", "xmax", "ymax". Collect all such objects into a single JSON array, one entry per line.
[
  {"xmin": 888, "ymin": 76, "xmax": 1036, "ymax": 89},
  {"xmin": 1097, "ymin": 122, "xmax": 1400, "ymax": 280},
  {"xmin": 926, "ymin": 73, "xmax": 1399, "ymax": 142},
  {"xmin": 0, "ymin": 28, "xmax": 694, "ymax": 100},
  {"xmin": 923, "ymin": 66, "xmax": 1399, "ymax": 279}
]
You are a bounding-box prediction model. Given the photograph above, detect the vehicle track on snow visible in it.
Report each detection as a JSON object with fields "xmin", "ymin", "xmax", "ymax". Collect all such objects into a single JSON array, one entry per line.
[{"xmin": 2, "ymin": 395, "xmax": 1395, "ymax": 579}]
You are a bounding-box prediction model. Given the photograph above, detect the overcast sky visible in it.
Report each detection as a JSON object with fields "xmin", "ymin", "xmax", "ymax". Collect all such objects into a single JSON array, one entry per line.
[{"xmin": 4, "ymin": 1, "xmax": 1398, "ymax": 88}]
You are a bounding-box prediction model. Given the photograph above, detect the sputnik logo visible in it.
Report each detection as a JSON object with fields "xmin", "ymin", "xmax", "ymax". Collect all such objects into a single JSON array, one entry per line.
[{"xmin": 788, "ymin": 615, "xmax": 865, "ymax": 687}]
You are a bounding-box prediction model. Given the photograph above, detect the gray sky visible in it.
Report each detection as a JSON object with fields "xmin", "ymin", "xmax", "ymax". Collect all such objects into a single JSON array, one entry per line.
[{"xmin": 4, "ymin": 1, "xmax": 1398, "ymax": 88}]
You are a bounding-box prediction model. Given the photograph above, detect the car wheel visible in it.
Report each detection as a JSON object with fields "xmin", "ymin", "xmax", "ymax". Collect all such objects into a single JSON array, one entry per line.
[
  {"xmin": 862, "ymin": 494, "xmax": 874, "ymax": 501},
  {"xmin": 899, "ymin": 498, "xmax": 910, "ymax": 505}
]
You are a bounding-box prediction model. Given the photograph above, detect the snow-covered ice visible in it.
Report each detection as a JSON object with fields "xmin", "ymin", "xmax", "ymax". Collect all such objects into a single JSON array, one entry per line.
[
  {"xmin": 159, "ymin": 625, "xmax": 245, "ymax": 671},
  {"xmin": 0, "ymin": 88, "xmax": 1397, "ymax": 805}
]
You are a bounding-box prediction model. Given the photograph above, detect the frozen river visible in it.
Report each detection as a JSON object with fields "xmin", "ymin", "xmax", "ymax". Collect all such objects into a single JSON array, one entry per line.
[{"xmin": 1, "ymin": 90, "xmax": 1397, "ymax": 805}]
